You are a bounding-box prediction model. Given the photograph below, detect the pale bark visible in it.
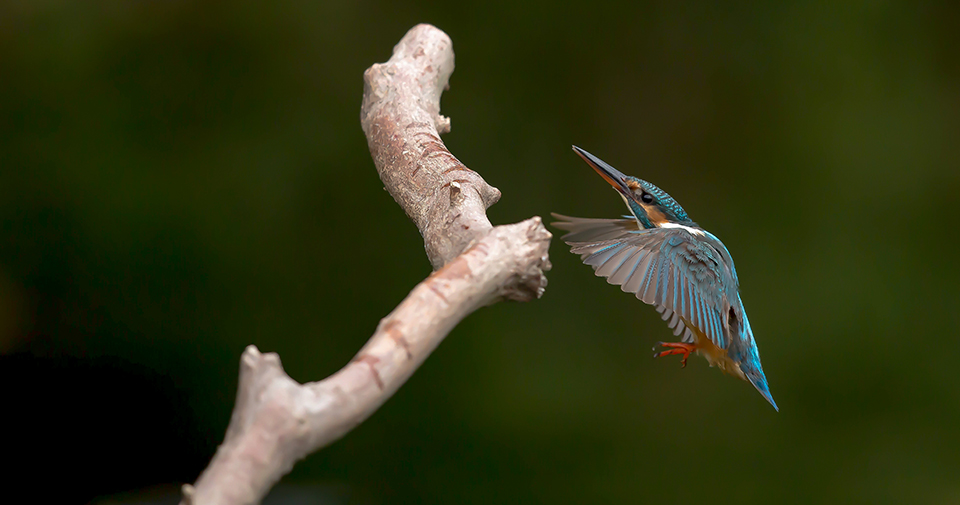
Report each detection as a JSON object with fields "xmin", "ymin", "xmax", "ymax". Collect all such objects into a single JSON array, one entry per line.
[{"xmin": 180, "ymin": 24, "xmax": 551, "ymax": 505}]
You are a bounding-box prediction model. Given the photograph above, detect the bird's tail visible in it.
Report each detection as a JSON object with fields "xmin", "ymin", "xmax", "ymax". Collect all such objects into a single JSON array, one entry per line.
[
  {"xmin": 736, "ymin": 306, "xmax": 778, "ymax": 411},
  {"xmin": 743, "ymin": 364, "xmax": 778, "ymax": 412}
]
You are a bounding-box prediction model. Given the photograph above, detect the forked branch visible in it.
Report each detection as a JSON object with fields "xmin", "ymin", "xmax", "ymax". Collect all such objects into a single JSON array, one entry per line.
[{"xmin": 180, "ymin": 24, "xmax": 551, "ymax": 505}]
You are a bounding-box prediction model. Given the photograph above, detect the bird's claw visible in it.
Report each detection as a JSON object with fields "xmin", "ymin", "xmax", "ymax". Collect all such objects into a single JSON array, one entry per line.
[{"xmin": 653, "ymin": 341, "xmax": 696, "ymax": 368}]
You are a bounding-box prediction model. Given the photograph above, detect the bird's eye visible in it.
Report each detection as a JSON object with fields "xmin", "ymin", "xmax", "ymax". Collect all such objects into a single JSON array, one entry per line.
[{"xmin": 640, "ymin": 192, "xmax": 654, "ymax": 204}]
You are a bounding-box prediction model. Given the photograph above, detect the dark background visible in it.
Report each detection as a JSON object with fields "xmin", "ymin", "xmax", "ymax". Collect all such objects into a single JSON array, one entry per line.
[{"xmin": 3, "ymin": 1, "xmax": 959, "ymax": 504}]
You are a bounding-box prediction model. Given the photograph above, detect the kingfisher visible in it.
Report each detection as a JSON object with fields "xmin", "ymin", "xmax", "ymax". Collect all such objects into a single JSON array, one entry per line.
[{"xmin": 552, "ymin": 146, "xmax": 778, "ymax": 410}]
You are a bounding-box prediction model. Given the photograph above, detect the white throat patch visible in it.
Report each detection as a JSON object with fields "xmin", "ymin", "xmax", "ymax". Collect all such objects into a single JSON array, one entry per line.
[{"xmin": 659, "ymin": 221, "xmax": 705, "ymax": 236}]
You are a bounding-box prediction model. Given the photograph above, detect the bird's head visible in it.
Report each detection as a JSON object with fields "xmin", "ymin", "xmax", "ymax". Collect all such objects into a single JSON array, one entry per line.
[{"xmin": 572, "ymin": 146, "xmax": 693, "ymax": 230}]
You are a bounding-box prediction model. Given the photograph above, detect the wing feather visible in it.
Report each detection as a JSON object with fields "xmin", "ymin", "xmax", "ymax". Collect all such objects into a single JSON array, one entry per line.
[
  {"xmin": 607, "ymin": 249, "xmax": 642, "ymax": 285},
  {"xmin": 583, "ymin": 243, "xmax": 625, "ymax": 267},
  {"xmin": 551, "ymin": 213, "xmax": 640, "ymax": 242},
  {"xmin": 622, "ymin": 251, "xmax": 650, "ymax": 294},
  {"xmin": 559, "ymin": 224, "xmax": 739, "ymax": 351}
]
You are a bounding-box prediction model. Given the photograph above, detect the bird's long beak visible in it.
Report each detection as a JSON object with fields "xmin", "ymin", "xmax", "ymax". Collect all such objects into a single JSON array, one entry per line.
[{"xmin": 572, "ymin": 146, "xmax": 633, "ymax": 197}]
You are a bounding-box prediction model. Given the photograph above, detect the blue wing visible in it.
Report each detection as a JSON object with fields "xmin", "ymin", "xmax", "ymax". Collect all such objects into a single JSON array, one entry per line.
[
  {"xmin": 549, "ymin": 213, "xmax": 639, "ymax": 242},
  {"xmin": 553, "ymin": 214, "xmax": 740, "ymax": 351}
]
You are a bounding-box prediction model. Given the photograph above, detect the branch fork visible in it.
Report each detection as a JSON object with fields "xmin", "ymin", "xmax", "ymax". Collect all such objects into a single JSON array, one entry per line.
[{"xmin": 181, "ymin": 24, "xmax": 551, "ymax": 505}]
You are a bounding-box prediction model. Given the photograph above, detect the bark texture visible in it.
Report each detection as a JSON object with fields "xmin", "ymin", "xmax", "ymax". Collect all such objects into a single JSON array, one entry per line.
[{"xmin": 181, "ymin": 24, "xmax": 551, "ymax": 505}]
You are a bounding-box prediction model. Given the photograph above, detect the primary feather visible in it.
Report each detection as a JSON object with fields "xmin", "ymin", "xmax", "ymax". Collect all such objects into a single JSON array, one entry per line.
[
  {"xmin": 553, "ymin": 146, "xmax": 777, "ymax": 410},
  {"xmin": 551, "ymin": 213, "xmax": 777, "ymax": 411}
]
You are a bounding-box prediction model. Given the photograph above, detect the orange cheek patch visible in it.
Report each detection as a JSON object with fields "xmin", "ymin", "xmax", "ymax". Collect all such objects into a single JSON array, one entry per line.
[{"xmin": 643, "ymin": 205, "xmax": 668, "ymax": 226}]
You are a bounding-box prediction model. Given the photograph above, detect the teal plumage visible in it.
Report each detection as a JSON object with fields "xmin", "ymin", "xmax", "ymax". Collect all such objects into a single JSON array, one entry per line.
[{"xmin": 553, "ymin": 146, "xmax": 777, "ymax": 410}]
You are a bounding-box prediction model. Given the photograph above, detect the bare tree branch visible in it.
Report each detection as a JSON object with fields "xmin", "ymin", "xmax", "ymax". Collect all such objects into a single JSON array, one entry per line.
[
  {"xmin": 361, "ymin": 24, "xmax": 504, "ymax": 269},
  {"xmin": 180, "ymin": 24, "xmax": 551, "ymax": 505}
]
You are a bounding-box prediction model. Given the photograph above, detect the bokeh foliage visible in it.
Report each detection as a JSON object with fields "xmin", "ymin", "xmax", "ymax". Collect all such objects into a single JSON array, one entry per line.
[{"xmin": 2, "ymin": 1, "xmax": 959, "ymax": 503}]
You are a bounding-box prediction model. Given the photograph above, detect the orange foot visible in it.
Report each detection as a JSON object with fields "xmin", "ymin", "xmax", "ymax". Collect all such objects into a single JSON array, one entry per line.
[{"xmin": 653, "ymin": 342, "xmax": 697, "ymax": 368}]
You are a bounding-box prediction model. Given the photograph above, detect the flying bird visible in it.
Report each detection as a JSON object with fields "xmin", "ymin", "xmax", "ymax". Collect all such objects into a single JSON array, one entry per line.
[{"xmin": 552, "ymin": 146, "xmax": 778, "ymax": 410}]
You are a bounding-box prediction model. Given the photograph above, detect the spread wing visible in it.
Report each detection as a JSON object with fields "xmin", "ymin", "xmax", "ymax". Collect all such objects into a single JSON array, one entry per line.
[
  {"xmin": 554, "ymin": 214, "xmax": 739, "ymax": 350},
  {"xmin": 550, "ymin": 213, "xmax": 640, "ymax": 242}
]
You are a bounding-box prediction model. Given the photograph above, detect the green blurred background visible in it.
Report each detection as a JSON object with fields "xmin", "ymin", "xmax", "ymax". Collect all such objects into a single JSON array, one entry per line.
[{"xmin": 3, "ymin": 1, "xmax": 959, "ymax": 503}]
